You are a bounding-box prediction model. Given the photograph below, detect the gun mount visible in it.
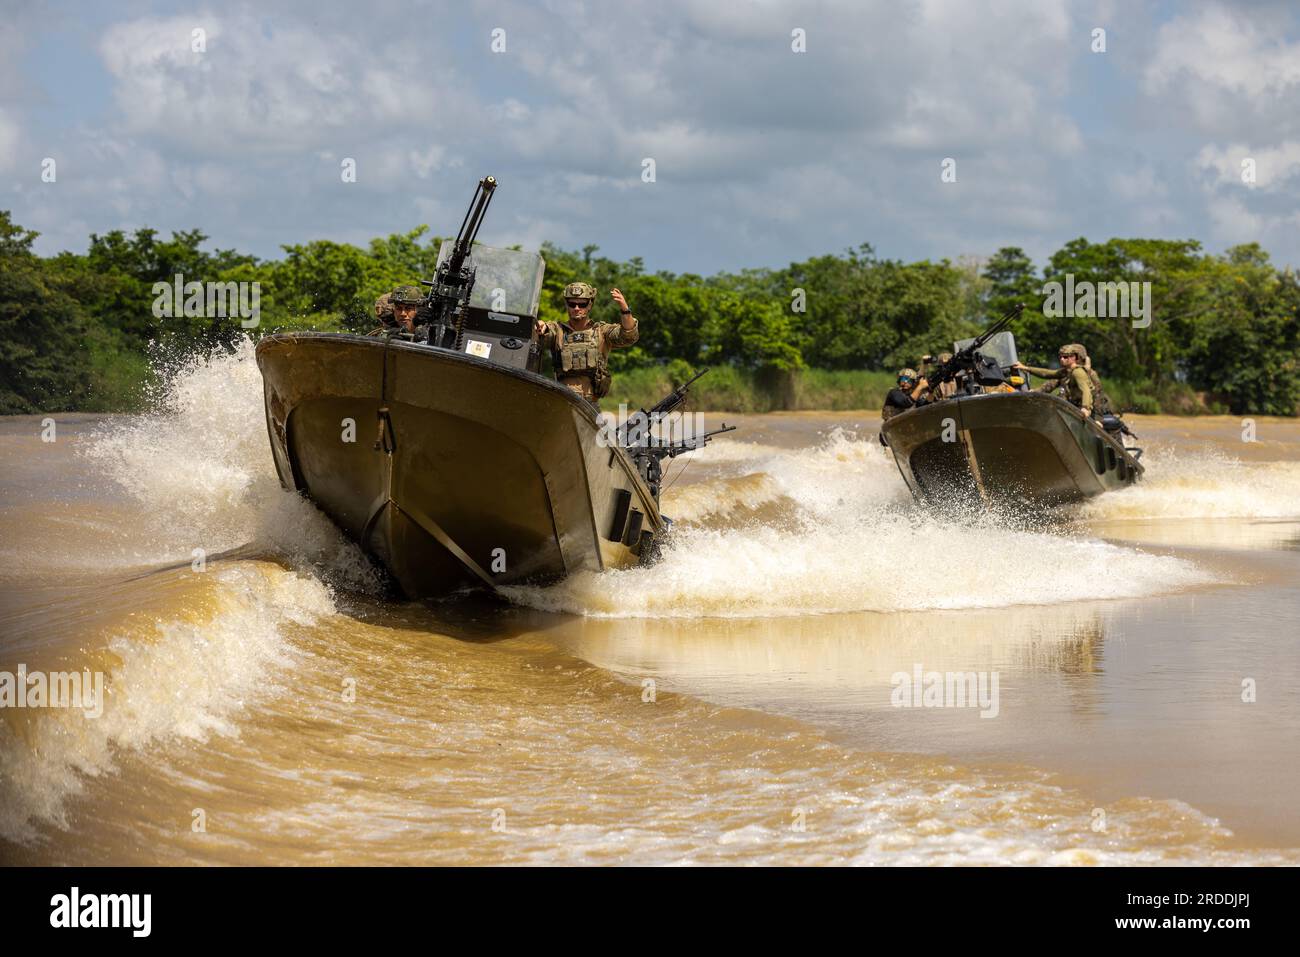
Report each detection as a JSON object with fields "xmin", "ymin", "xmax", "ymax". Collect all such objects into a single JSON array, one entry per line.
[
  {"xmin": 422, "ymin": 175, "xmax": 497, "ymax": 349},
  {"xmin": 925, "ymin": 302, "xmax": 1025, "ymax": 395},
  {"xmin": 616, "ymin": 369, "xmax": 736, "ymax": 502}
]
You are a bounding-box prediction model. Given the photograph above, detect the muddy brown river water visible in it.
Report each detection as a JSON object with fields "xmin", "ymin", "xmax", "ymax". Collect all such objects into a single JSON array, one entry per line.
[{"xmin": 2, "ymin": 347, "xmax": 1298, "ymax": 864}]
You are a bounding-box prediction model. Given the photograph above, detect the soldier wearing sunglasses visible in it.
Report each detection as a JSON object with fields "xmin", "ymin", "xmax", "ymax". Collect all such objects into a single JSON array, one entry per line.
[
  {"xmin": 535, "ymin": 282, "xmax": 639, "ymax": 406},
  {"xmin": 1014, "ymin": 343, "xmax": 1110, "ymax": 418},
  {"xmin": 882, "ymin": 368, "xmax": 931, "ymax": 422}
]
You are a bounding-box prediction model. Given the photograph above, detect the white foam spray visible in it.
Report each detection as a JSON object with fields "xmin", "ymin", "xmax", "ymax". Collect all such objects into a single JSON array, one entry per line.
[
  {"xmin": 506, "ymin": 429, "xmax": 1215, "ymax": 618},
  {"xmin": 82, "ymin": 342, "xmax": 383, "ymax": 593}
]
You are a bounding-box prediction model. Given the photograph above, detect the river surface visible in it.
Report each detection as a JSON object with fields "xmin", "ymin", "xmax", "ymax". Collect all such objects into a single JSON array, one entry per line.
[{"xmin": 2, "ymin": 347, "xmax": 1299, "ymax": 865}]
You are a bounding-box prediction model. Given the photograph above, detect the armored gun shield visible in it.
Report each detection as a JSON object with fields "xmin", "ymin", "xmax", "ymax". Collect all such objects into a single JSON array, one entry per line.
[{"xmin": 436, "ymin": 242, "xmax": 545, "ymax": 373}]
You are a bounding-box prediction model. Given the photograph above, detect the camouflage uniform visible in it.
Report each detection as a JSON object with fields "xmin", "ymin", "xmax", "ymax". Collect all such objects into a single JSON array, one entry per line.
[
  {"xmin": 1082, "ymin": 364, "xmax": 1110, "ymax": 414},
  {"xmin": 1021, "ymin": 343, "xmax": 1111, "ymax": 415},
  {"xmin": 369, "ymin": 291, "xmax": 396, "ymax": 335},
  {"xmin": 538, "ymin": 282, "xmax": 639, "ymax": 406},
  {"xmin": 882, "ymin": 368, "xmax": 921, "ymax": 422},
  {"xmin": 370, "ymin": 285, "xmax": 425, "ymax": 337}
]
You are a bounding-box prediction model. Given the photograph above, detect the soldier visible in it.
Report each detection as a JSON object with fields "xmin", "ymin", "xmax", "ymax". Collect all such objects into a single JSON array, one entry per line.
[
  {"xmin": 1014, "ymin": 343, "xmax": 1110, "ymax": 417},
  {"xmin": 369, "ymin": 285, "xmax": 425, "ymax": 337},
  {"xmin": 882, "ymin": 368, "xmax": 929, "ymax": 422},
  {"xmin": 368, "ymin": 291, "xmax": 396, "ymax": 335},
  {"xmin": 535, "ymin": 282, "xmax": 639, "ymax": 407},
  {"xmin": 1079, "ymin": 352, "xmax": 1112, "ymax": 413},
  {"xmin": 389, "ymin": 285, "xmax": 425, "ymax": 336}
]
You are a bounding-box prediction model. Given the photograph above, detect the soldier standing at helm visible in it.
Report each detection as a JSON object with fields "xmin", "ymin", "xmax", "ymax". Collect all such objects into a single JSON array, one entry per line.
[
  {"xmin": 535, "ymin": 282, "xmax": 639, "ymax": 407},
  {"xmin": 1014, "ymin": 343, "xmax": 1111, "ymax": 418}
]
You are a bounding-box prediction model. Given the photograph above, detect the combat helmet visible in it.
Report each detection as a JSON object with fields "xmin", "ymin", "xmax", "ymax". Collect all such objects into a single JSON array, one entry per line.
[
  {"xmin": 563, "ymin": 281, "xmax": 597, "ymax": 302},
  {"xmin": 391, "ymin": 284, "xmax": 424, "ymax": 305},
  {"xmin": 1059, "ymin": 343, "xmax": 1088, "ymax": 361},
  {"xmin": 897, "ymin": 368, "xmax": 918, "ymax": 382}
]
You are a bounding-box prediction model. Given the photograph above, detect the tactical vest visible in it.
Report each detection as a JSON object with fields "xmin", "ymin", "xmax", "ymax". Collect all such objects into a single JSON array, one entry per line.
[
  {"xmin": 1052, "ymin": 367, "xmax": 1111, "ymax": 416},
  {"xmin": 553, "ymin": 325, "xmax": 612, "ymax": 398},
  {"xmin": 1084, "ymin": 368, "xmax": 1112, "ymax": 415}
]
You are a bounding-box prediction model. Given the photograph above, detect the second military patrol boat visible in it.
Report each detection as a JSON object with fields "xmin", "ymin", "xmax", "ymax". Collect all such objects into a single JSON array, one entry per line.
[
  {"xmin": 256, "ymin": 176, "xmax": 730, "ymax": 598},
  {"xmin": 881, "ymin": 306, "xmax": 1144, "ymax": 510}
]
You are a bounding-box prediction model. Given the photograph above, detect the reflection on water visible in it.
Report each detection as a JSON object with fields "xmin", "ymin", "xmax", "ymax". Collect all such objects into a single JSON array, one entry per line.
[{"xmin": 547, "ymin": 572, "xmax": 1300, "ymax": 846}]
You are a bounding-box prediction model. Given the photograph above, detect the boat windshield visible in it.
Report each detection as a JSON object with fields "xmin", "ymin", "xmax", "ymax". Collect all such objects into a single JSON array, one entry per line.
[
  {"xmin": 953, "ymin": 330, "xmax": 1019, "ymax": 368},
  {"xmin": 437, "ymin": 242, "xmax": 546, "ymax": 320}
]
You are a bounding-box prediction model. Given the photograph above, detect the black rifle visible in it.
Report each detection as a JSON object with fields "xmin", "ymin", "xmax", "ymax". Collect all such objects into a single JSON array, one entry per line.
[
  {"xmin": 421, "ymin": 175, "xmax": 497, "ymax": 348},
  {"xmin": 630, "ymin": 424, "xmax": 737, "ymax": 503},
  {"xmin": 616, "ymin": 368, "xmax": 736, "ymax": 502},
  {"xmin": 924, "ymin": 302, "xmax": 1025, "ymax": 394},
  {"xmin": 617, "ymin": 368, "xmax": 708, "ymax": 447}
]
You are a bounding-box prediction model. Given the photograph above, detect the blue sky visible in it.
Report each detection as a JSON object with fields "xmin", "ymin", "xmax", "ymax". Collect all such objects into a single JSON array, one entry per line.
[{"xmin": 4, "ymin": 0, "xmax": 1299, "ymax": 273}]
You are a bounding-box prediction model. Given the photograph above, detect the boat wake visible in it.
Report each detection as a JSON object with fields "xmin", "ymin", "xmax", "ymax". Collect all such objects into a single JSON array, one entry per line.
[
  {"xmin": 1075, "ymin": 446, "xmax": 1300, "ymax": 520},
  {"xmin": 80, "ymin": 343, "xmax": 383, "ymax": 594},
  {"xmin": 73, "ymin": 351, "xmax": 1278, "ymax": 621},
  {"xmin": 0, "ymin": 563, "xmax": 334, "ymax": 844},
  {"xmin": 505, "ymin": 429, "xmax": 1215, "ymax": 618}
]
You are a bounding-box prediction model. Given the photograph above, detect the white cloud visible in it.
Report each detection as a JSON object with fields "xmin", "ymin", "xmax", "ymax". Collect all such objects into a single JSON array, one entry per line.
[
  {"xmin": 485, "ymin": 0, "xmax": 1082, "ymax": 177},
  {"xmin": 1205, "ymin": 195, "xmax": 1265, "ymax": 245},
  {"xmin": 409, "ymin": 145, "xmax": 448, "ymax": 179},
  {"xmin": 5, "ymin": 0, "xmax": 1298, "ymax": 272},
  {"xmin": 1147, "ymin": 5, "xmax": 1300, "ymax": 96},
  {"xmin": 1145, "ymin": 4, "xmax": 1300, "ymax": 136},
  {"xmin": 97, "ymin": 12, "xmax": 449, "ymax": 156},
  {"xmin": 1108, "ymin": 164, "xmax": 1169, "ymax": 202},
  {"xmin": 1196, "ymin": 141, "xmax": 1300, "ymax": 190},
  {"xmin": 1190, "ymin": 139, "xmax": 1300, "ymax": 258},
  {"xmin": 0, "ymin": 108, "xmax": 19, "ymax": 173}
]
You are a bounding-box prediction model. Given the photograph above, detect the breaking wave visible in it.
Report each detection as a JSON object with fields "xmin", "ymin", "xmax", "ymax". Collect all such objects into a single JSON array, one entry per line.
[
  {"xmin": 81, "ymin": 343, "xmax": 383, "ymax": 593},
  {"xmin": 1076, "ymin": 447, "xmax": 1300, "ymax": 520},
  {"xmin": 506, "ymin": 429, "xmax": 1215, "ymax": 618},
  {"xmin": 0, "ymin": 563, "xmax": 334, "ymax": 844}
]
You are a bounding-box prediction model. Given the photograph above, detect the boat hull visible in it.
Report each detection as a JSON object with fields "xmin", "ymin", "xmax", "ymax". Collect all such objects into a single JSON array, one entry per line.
[
  {"xmin": 881, "ymin": 391, "xmax": 1143, "ymax": 509},
  {"xmin": 256, "ymin": 333, "xmax": 663, "ymax": 597}
]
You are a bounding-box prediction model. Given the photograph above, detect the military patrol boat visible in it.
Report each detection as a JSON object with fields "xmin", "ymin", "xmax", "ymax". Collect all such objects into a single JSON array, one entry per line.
[
  {"xmin": 881, "ymin": 306, "xmax": 1144, "ymax": 509},
  {"xmin": 256, "ymin": 176, "xmax": 729, "ymax": 598}
]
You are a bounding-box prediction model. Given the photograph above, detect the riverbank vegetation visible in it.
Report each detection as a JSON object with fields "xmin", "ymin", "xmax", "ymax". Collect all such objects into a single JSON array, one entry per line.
[{"xmin": 3, "ymin": 210, "xmax": 1296, "ymax": 415}]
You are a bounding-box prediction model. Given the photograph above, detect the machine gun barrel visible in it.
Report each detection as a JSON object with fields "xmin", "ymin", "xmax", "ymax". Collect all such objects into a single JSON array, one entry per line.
[
  {"xmin": 422, "ymin": 175, "xmax": 497, "ymax": 348},
  {"xmin": 445, "ymin": 176, "xmax": 496, "ymax": 283},
  {"xmin": 648, "ymin": 368, "xmax": 708, "ymax": 419},
  {"xmin": 926, "ymin": 302, "xmax": 1024, "ymax": 390},
  {"xmin": 970, "ymin": 303, "xmax": 1021, "ymax": 350},
  {"xmin": 673, "ymin": 423, "xmax": 736, "ymax": 456},
  {"xmin": 617, "ymin": 369, "xmax": 732, "ymax": 504},
  {"xmin": 618, "ymin": 368, "xmax": 710, "ymax": 447},
  {"xmin": 642, "ymin": 424, "xmax": 737, "ymax": 460},
  {"xmin": 626, "ymin": 422, "xmax": 736, "ymax": 504}
]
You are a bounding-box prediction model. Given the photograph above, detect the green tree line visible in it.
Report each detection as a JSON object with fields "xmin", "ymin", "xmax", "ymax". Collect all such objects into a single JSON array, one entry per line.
[{"xmin": 2, "ymin": 209, "xmax": 1297, "ymax": 415}]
